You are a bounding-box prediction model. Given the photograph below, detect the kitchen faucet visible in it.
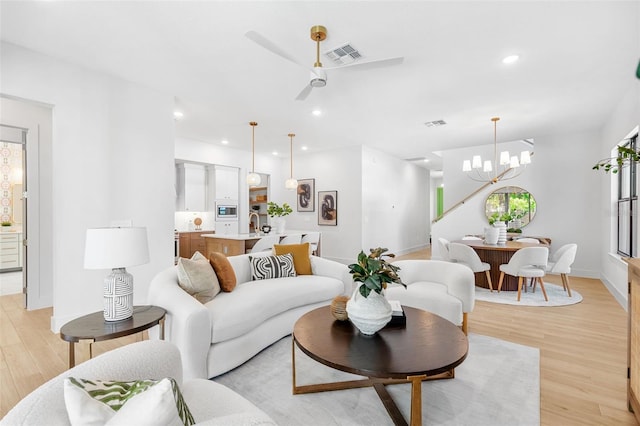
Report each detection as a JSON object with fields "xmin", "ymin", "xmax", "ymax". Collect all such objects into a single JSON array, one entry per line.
[{"xmin": 248, "ymin": 212, "xmax": 260, "ymax": 235}]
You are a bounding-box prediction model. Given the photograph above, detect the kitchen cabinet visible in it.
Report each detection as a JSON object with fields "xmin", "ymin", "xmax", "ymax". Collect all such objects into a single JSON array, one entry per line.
[
  {"xmin": 0, "ymin": 232, "xmax": 22, "ymax": 271},
  {"xmin": 215, "ymin": 222, "xmax": 238, "ymax": 236},
  {"xmin": 176, "ymin": 163, "xmax": 206, "ymax": 212},
  {"xmin": 178, "ymin": 230, "xmax": 214, "ymax": 259},
  {"xmin": 628, "ymin": 258, "xmax": 640, "ymax": 422},
  {"xmin": 215, "ymin": 165, "xmax": 239, "ymax": 201}
]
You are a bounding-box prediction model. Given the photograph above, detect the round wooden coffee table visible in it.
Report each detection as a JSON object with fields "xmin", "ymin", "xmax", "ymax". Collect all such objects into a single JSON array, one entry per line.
[{"xmin": 292, "ymin": 306, "xmax": 468, "ymax": 426}]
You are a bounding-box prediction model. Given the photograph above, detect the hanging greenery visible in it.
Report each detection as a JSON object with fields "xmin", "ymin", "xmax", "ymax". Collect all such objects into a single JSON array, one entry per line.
[{"xmin": 592, "ymin": 143, "xmax": 639, "ymax": 174}]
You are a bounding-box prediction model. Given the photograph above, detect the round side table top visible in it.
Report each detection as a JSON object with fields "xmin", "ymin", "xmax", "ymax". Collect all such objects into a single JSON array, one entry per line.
[
  {"xmin": 293, "ymin": 306, "xmax": 468, "ymax": 379},
  {"xmin": 60, "ymin": 305, "xmax": 166, "ymax": 343}
]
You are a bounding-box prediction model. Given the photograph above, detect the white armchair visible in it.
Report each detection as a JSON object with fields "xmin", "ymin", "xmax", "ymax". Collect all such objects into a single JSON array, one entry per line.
[
  {"xmin": 0, "ymin": 340, "xmax": 275, "ymax": 426},
  {"xmin": 386, "ymin": 260, "xmax": 475, "ymax": 334}
]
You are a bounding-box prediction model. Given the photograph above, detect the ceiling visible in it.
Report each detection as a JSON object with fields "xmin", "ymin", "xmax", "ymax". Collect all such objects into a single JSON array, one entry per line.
[{"xmin": 1, "ymin": 1, "xmax": 638, "ymax": 171}]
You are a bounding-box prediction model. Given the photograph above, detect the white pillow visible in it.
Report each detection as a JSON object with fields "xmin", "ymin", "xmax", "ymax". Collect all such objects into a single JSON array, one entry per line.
[
  {"xmin": 177, "ymin": 251, "xmax": 220, "ymax": 303},
  {"xmin": 63, "ymin": 377, "xmax": 194, "ymax": 426}
]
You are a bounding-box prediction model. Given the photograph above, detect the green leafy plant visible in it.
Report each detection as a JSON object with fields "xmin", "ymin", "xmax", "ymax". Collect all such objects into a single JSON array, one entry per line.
[
  {"xmin": 593, "ymin": 145, "xmax": 639, "ymax": 174},
  {"xmin": 348, "ymin": 247, "xmax": 405, "ymax": 298},
  {"xmin": 266, "ymin": 202, "xmax": 292, "ymax": 218}
]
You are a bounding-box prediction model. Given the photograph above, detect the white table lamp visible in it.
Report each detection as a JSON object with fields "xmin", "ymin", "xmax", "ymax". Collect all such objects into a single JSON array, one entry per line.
[{"xmin": 84, "ymin": 227, "xmax": 150, "ymax": 322}]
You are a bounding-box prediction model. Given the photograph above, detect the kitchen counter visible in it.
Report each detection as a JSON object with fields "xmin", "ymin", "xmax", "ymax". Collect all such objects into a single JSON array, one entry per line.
[{"xmin": 202, "ymin": 231, "xmax": 317, "ymax": 256}]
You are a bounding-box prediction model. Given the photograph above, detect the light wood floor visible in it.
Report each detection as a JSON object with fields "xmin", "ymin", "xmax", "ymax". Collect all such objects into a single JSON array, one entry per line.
[{"xmin": 1, "ymin": 248, "xmax": 638, "ymax": 425}]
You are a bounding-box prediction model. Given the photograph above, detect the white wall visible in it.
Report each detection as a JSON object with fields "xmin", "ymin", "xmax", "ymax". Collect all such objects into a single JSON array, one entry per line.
[
  {"xmin": 599, "ymin": 83, "xmax": 640, "ymax": 307},
  {"xmin": 1, "ymin": 42, "xmax": 175, "ymax": 331},
  {"xmin": 361, "ymin": 146, "xmax": 430, "ymax": 256},
  {"xmin": 434, "ymin": 129, "xmax": 603, "ymax": 280}
]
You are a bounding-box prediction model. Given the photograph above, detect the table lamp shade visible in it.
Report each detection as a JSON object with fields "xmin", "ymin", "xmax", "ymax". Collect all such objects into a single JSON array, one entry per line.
[
  {"xmin": 84, "ymin": 227, "xmax": 150, "ymax": 321},
  {"xmin": 84, "ymin": 227, "xmax": 150, "ymax": 269}
]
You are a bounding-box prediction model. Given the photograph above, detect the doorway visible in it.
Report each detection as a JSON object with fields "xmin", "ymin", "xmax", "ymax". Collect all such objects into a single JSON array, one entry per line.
[{"xmin": 0, "ymin": 126, "xmax": 27, "ymax": 306}]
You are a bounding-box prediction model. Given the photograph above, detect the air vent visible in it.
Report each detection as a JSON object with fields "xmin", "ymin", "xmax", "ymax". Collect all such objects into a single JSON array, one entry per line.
[
  {"xmin": 325, "ymin": 43, "xmax": 362, "ymax": 65},
  {"xmin": 424, "ymin": 120, "xmax": 447, "ymax": 128}
]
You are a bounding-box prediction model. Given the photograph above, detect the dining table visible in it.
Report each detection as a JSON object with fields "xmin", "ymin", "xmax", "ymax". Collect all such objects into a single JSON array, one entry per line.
[{"xmin": 455, "ymin": 239, "xmax": 550, "ymax": 291}]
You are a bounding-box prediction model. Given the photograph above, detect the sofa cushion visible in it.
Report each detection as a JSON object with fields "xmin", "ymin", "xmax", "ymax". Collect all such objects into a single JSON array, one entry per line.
[
  {"xmin": 209, "ymin": 252, "xmax": 237, "ymax": 292},
  {"xmin": 63, "ymin": 377, "xmax": 194, "ymax": 426},
  {"xmin": 249, "ymin": 253, "xmax": 296, "ymax": 280},
  {"xmin": 206, "ymin": 275, "xmax": 344, "ymax": 343},
  {"xmin": 385, "ymin": 281, "xmax": 463, "ymax": 326},
  {"xmin": 273, "ymin": 243, "xmax": 312, "ymax": 275},
  {"xmin": 176, "ymin": 253, "xmax": 220, "ymax": 304}
]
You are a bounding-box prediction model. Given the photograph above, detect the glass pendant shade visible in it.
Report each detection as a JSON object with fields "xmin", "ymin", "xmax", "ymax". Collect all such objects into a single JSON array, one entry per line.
[
  {"xmin": 285, "ymin": 178, "xmax": 298, "ymax": 190},
  {"xmin": 247, "ymin": 172, "xmax": 261, "ymax": 186}
]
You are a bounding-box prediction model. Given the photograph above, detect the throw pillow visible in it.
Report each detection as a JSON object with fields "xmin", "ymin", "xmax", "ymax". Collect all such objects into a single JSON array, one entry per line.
[
  {"xmin": 209, "ymin": 252, "xmax": 237, "ymax": 292},
  {"xmin": 273, "ymin": 242, "xmax": 312, "ymax": 275},
  {"xmin": 176, "ymin": 251, "xmax": 220, "ymax": 303},
  {"xmin": 250, "ymin": 253, "xmax": 296, "ymax": 280},
  {"xmin": 63, "ymin": 377, "xmax": 194, "ymax": 426}
]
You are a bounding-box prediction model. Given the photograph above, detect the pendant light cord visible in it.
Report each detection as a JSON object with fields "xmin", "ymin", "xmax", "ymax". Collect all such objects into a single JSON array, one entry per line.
[
  {"xmin": 250, "ymin": 121, "xmax": 257, "ymax": 173},
  {"xmin": 288, "ymin": 133, "xmax": 295, "ymax": 178}
]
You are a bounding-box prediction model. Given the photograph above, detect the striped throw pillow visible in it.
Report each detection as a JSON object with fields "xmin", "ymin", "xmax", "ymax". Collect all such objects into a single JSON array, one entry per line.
[{"xmin": 249, "ymin": 253, "xmax": 296, "ymax": 280}]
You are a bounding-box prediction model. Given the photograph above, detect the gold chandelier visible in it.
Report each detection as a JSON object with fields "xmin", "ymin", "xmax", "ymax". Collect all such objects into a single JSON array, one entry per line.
[{"xmin": 462, "ymin": 117, "xmax": 531, "ymax": 183}]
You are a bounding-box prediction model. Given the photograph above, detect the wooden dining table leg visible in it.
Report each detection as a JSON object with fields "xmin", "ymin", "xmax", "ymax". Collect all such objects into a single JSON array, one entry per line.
[{"xmin": 409, "ymin": 374, "xmax": 427, "ymax": 426}]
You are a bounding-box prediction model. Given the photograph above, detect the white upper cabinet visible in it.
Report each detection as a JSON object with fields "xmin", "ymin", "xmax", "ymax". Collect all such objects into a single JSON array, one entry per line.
[
  {"xmin": 214, "ymin": 165, "xmax": 239, "ymax": 201},
  {"xmin": 176, "ymin": 163, "xmax": 206, "ymax": 211}
]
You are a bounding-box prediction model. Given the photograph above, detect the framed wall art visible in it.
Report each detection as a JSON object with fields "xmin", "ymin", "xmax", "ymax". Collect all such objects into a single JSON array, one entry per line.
[
  {"xmin": 297, "ymin": 178, "xmax": 315, "ymax": 212},
  {"xmin": 318, "ymin": 190, "xmax": 337, "ymax": 226}
]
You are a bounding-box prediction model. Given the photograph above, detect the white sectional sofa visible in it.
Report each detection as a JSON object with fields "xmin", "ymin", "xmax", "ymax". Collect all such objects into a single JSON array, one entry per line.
[
  {"xmin": 1, "ymin": 340, "xmax": 276, "ymax": 426},
  {"xmin": 148, "ymin": 252, "xmax": 351, "ymax": 380},
  {"xmin": 386, "ymin": 260, "xmax": 475, "ymax": 334}
]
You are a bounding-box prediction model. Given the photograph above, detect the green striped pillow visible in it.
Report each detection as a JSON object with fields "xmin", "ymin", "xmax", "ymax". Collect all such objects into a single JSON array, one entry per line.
[{"xmin": 64, "ymin": 377, "xmax": 194, "ymax": 426}]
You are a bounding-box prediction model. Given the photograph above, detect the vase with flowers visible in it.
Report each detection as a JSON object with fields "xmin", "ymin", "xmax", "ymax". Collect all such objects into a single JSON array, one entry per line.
[
  {"xmin": 267, "ymin": 202, "xmax": 292, "ymax": 234},
  {"xmin": 346, "ymin": 247, "xmax": 405, "ymax": 335}
]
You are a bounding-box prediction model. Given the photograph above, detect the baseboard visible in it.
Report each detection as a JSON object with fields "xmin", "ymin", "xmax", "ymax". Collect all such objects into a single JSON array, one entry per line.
[{"xmin": 600, "ymin": 275, "xmax": 628, "ymax": 311}]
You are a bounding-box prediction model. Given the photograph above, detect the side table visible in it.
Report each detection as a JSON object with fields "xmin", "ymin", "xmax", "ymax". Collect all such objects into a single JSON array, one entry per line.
[{"xmin": 60, "ymin": 305, "xmax": 166, "ymax": 368}]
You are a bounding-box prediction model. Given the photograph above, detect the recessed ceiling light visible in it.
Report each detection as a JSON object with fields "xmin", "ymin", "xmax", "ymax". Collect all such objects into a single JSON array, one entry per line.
[
  {"xmin": 272, "ymin": 151, "xmax": 278, "ymax": 156},
  {"xmin": 312, "ymin": 109, "xmax": 322, "ymax": 116},
  {"xmin": 173, "ymin": 111, "xmax": 184, "ymax": 120},
  {"xmin": 423, "ymin": 158, "xmax": 430, "ymax": 163},
  {"xmin": 221, "ymin": 140, "xmax": 229, "ymax": 145},
  {"xmin": 502, "ymin": 55, "xmax": 519, "ymax": 64},
  {"xmin": 301, "ymin": 146, "xmax": 308, "ymax": 151}
]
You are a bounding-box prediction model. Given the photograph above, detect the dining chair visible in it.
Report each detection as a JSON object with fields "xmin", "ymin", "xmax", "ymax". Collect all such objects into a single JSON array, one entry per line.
[
  {"xmin": 437, "ymin": 237, "xmax": 452, "ymax": 261},
  {"xmin": 449, "ymin": 242, "xmax": 494, "ymax": 291},
  {"xmin": 497, "ymin": 246, "xmax": 549, "ymax": 302},
  {"xmin": 300, "ymin": 232, "xmax": 320, "ymax": 255},
  {"xmin": 249, "ymin": 235, "xmax": 279, "ymax": 253},
  {"xmin": 278, "ymin": 234, "xmax": 302, "ymax": 245},
  {"xmin": 516, "ymin": 237, "xmax": 540, "ymax": 244},
  {"xmin": 544, "ymin": 243, "xmax": 578, "ymax": 297}
]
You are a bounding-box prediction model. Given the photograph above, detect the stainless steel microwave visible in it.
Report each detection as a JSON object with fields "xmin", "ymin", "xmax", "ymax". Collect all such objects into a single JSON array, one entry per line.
[{"xmin": 216, "ymin": 203, "xmax": 238, "ymax": 220}]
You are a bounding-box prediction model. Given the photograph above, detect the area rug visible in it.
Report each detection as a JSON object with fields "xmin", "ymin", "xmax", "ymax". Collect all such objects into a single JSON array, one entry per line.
[
  {"xmin": 475, "ymin": 282, "xmax": 582, "ymax": 306},
  {"xmin": 214, "ymin": 333, "xmax": 540, "ymax": 426}
]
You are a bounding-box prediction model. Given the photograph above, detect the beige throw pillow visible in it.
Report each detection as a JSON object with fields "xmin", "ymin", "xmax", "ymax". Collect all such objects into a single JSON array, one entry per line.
[{"xmin": 176, "ymin": 252, "xmax": 220, "ymax": 303}]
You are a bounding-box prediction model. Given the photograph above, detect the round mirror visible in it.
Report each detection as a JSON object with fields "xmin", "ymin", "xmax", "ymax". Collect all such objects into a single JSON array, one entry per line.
[{"xmin": 485, "ymin": 186, "xmax": 537, "ymax": 232}]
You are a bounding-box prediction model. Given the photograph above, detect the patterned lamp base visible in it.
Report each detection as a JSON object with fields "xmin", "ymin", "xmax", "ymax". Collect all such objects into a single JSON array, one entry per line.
[{"xmin": 103, "ymin": 268, "xmax": 134, "ymax": 322}]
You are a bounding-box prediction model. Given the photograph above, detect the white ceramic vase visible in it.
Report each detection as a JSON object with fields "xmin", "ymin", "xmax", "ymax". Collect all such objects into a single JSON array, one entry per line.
[
  {"xmin": 346, "ymin": 285, "xmax": 392, "ymax": 335},
  {"xmin": 494, "ymin": 222, "xmax": 507, "ymax": 245},
  {"xmin": 484, "ymin": 226, "xmax": 499, "ymax": 245},
  {"xmin": 273, "ymin": 217, "xmax": 286, "ymax": 234}
]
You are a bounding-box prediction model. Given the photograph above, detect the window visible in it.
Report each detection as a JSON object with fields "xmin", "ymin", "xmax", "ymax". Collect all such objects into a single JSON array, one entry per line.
[{"xmin": 618, "ymin": 134, "xmax": 638, "ymax": 257}]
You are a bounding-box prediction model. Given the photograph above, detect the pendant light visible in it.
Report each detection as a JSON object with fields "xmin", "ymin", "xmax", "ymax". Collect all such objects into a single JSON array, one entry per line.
[
  {"xmin": 285, "ymin": 133, "xmax": 298, "ymax": 190},
  {"xmin": 247, "ymin": 121, "xmax": 261, "ymax": 186}
]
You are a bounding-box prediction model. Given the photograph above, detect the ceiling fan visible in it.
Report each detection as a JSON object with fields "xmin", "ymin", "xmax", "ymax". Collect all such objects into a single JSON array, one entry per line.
[{"xmin": 245, "ymin": 25, "xmax": 404, "ymax": 101}]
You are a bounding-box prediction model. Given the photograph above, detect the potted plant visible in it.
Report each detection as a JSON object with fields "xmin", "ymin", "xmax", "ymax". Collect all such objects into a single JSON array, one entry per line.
[
  {"xmin": 346, "ymin": 247, "xmax": 405, "ymax": 335},
  {"xmin": 267, "ymin": 202, "xmax": 292, "ymax": 234}
]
